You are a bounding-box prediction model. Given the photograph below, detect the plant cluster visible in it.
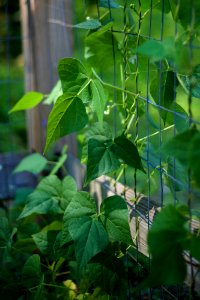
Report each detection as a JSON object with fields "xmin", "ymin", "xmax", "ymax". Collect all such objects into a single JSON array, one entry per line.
[{"xmin": 2, "ymin": 0, "xmax": 200, "ymax": 299}]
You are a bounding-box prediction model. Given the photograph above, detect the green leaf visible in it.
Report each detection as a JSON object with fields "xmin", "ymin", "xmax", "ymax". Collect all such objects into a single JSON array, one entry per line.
[
  {"xmin": 178, "ymin": 65, "xmax": 200, "ymax": 99},
  {"xmin": 62, "ymin": 192, "xmax": 96, "ymax": 245},
  {"xmin": 100, "ymin": 195, "xmax": 132, "ymax": 244},
  {"xmin": 147, "ymin": 205, "xmax": 188, "ymax": 285},
  {"xmin": 9, "ymin": 91, "xmax": 44, "ymax": 113},
  {"xmin": 91, "ymin": 79, "xmax": 107, "ymax": 125},
  {"xmin": 44, "ymin": 93, "xmax": 88, "ymax": 153},
  {"xmin": 73, "ymin": 19, "xmax": 102, "ymax": 30},
  {"xmin": 170, "ymin": 0, "xmax": 200, "ymax": 29},
  {"xmin": 85, "ymin": 24, "xmax": 121, "ymax": 70},
  {"xmin": 162, "ymin": 128, "xmax": 198, "ymax": 164},
  {"xmin": 22, "ymin": 254, "xmax": 42, "ymax": 289},
  {"xmin": 58, "ymin": 58, "xmax": 89, "ymax": 95},
  {"xmin": 18, "ymin": 175, "xmax": 76, "ymax": 219},
  {"xmin": 44, "ymin": 80, "xmax": 62, "ymax": 105},
  {"xmin": 0, "ymin": 217, "xmax": 10, "ymax": 247},
  {"xmin": 190, "ymin": 235, "xmax": 200, "ymax": 262},
  {"xmin": 188, "ymin": 132, "xmax": 200, "ymax": 186},
  {"xmin": 32, "ymin": 222, "xmax": 61, "ymax": 257},
  {"xmin": 111, "ymin": 134, "xmax": 145, "ymax": 172},
  {"xmin": 86, "ymin": 137, "xmax": 120, "ymax": 184},
  {"xmin": 13, "ymin": 153, "xmax": 47, "ymax": 174},
  {"xmin": 165, "ymin": 103, "xmax": 189, "ymax": 132},
  {"xmin": 68, "ymin": 216, "xmax": 109, "ymax": 268},
  {"xmin": 99, "ymin": 0, "xmax": 120, "ymax": 8},
  {"xmin": 150, "ymin": 71, "xmax": 178, "ymax": 124},
  {"xmin": 137, "ymin": 38, "xmax": 176, "ymax": 62}
]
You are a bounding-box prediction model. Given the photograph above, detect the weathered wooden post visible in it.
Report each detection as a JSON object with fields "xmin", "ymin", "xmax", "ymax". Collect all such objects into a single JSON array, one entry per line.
[{"xmin": 20, "ymin": 0, "xmax": 76, "ymax": 154}]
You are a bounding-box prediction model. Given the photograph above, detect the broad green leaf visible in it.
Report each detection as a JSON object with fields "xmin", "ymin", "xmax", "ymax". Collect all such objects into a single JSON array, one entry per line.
[
  {"xmin": 150, "ymin": 71, "xmax": 178, "ymax": 124},
  {"xmin": 147, "ymin": 205, "xmax": 188, "ymax": 285},
  {"xmin": 190, "ymin": 235, "xmax": 200, "ymax": 262},
  {"xmin": 32, "ymin": 225, "xmax": 60, "ymax": 257},
  {"xmin": 44, "ymin": 93, "xmax": 88, "ymax": 153},
  {"xmin": 62, "ymin": 192, "xmax": 96, "ymax": 245},
  {"xmin": 91, "ymin": 79, "xmax": 107, "ymax": 125},
  {"xmin": 188, "ymin": 132, "xmax": 200, "ymax": 186},
  {"xmin": 58, "ymin": 58, "xmax": 89, "ymax": 95},
  {"xmin": 169, "ymin": 0, "xmax": 200, "ymax": 29},
  {"xmin": 85, "ymin": 24, "xmax": 121, "ymax": 70},
  {"xmin": 9, "ymin": 91, "xmax": 44, "ymax": 113},
  {"xmin": 44, "ymin": 80, "xmax": 62, "ymax": 105},
  {"xmin": 167, "ymin": 158, "xmax": 188, "ymax": 192},
  {"xmin": 13, "ymin": 153, "xmax": 47, "ymax": 174},
  {"xmin": 68, "ymin": 216, "xmax": 109, "ymax": 268},
  {"xmin": 111, "ymin": 134, "xmax": 145, "ymax": 172},
  {"xmin": 0, "ymin": 217, "xmax": 10, "ymax": 247},
  {"xmin": 178, "ymin": 65, "xmax": 200, "ymax": 99},
  {"xmin": 99, "ymin": 0, "xmax": 120, "ymax": 8},
  {"xmin": 162, "ymin": 128, "xmax": 198, "ymax": 164},
  {"xmin": 63, "ymin": 192, "xmax": 96, "ymax": 225},
  {"xmin": 137, "ymin": 38, "xmax": 176, "ymax": 62},
  {"xmin": 22, "ymin": 254, "xmax": 42, "ymax": 289},
  {"xmin": 86, "ymin": 137, "xmax": 120, "ymax": 184},
  {"xmin": 18, "ymin": 175, "xmax": 76, "ymax": 219},
  {"xmin": 73, "ymin": 19, "xmax": 102, "ymax": 30},
  {"xmin": 165, "ymin": 102, "xmax": 189, "ymax": 132},
  {"xmin": 100, "ymin": 196, "xmax": 132, "ymax": 244}
]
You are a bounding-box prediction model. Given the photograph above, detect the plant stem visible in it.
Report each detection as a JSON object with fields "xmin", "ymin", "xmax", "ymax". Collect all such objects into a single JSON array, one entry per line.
[{"xmin": 137, "ymin": 125, "xmax": 174, "ymax": 143}]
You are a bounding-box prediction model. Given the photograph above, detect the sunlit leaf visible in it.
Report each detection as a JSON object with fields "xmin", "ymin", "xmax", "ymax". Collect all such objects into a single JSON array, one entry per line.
[
  {"xmin": 9, "ymin": 91, "xmax": 44, "ymax": 113},
  {"xmin": 13, "ymin": 153, "xmax": 47, "ymax": 174}
]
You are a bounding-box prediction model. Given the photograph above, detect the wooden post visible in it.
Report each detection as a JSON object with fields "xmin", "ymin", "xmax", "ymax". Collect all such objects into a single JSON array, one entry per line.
[{"xmin": 20, "ymin": 0, "xmax": 76, "ymax": 154}]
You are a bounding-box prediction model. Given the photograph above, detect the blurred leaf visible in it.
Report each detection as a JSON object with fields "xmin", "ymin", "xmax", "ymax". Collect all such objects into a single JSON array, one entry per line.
[
  {"xmin": 85, "ymin": 24, "xmax": 121, "ymax": 70},
  {"xmin": 190, "ymin": 235, "xmax": 200, "ymax": 262},
  {"xmin": 137, "ymin": 38, "xmax": 176, "ymax": 62},
  {"xmin": 147, "ymin": 205, "xmax": 188, "ymax": 285},
  {"xmin": 166, "ymin": 103, "xmax": 189, "ymax": 132},
  {"xmin": 44, "ymin": 80, "xmax": 62, "ymax": 105},
  {"xmin": 44, "ymin": 93, "xmax": 88, "ymax": 153},
  {"xmin": 74, "ymin": 19, "xmax": 102, "ymax": 30},
  {"xmin": 188, "ymin": 132, "xmax": 200, "ymax": 186},
  {"xmin": 13, "ymin": 153, "xmax": 47, "ymax": 174},
  {"xmin": 99, "ymin": 0, "xmax": 120, "ymax": 8},
  {"xmin": 178, "ymin": 65, "xmax": 200, "ymax": 99},
  {"xmin": 100, "ymin": 195, "xmax": 132, "ymax": 244},
  {"xmin": 22, "ymin": 254, "xmax": 43, "ymax": 289},
  {"xmin": 69, "ymin": 216, "xmax": 109, "ymax": 268},
  {"xmin": 150, "ymin": 71, "xmax": 178, "ymax": 124},
  {"xmin": 9, "ymin": 91, "xmax": 44, "ymax": 113},
  {"xmin": 161, "ymin": 128, "xmax": 198, "ymax": 164}
]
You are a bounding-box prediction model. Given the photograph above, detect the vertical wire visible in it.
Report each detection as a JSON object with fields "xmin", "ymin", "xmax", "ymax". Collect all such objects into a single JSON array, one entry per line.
[
  {"xmin": 158, "ymin": 0, "xmax": 164, "ymax": 209},
  {"xmin": 188, "ymin": 1, "xmax": 195, "ymax": 296},
  {"xmin": 134, "ymin": 0, "xmax": 142, "ymax": 298},
  {"xmin": 158, "ymin": 1, "xmax": 165, "ymax": 298},
  {"xmin": 145, "ymin": 0, "xmax": 153, "ymax": 298},
  {"xmin": 107, "ymin": 0, "xmax": 117, "ymax": 194},
  {"xmin": 122, "ymin": 2, "xmax": 131, "ymax": 298}
]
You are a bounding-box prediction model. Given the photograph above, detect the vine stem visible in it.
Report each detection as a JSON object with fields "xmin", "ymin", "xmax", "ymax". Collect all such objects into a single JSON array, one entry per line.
[
  {"xmin": 137, "ymin": 124, "xmax": 174, "ymax": 143},
  {"xmin": 77, "ymin": 78, "xmax": 92, "ymax": 96},
  {"xmin": 92, "ymin": 68, "xmax": 137, "ymax": 97}
]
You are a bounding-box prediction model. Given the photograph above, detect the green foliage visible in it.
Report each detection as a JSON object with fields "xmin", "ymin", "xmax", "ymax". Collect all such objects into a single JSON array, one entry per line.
[
  {"xmin": 9, "ymin": 91, "xmax": 44, "ymax": 113},
  {"xmin": 7, "ymin": 0, "xmax": 200, "ymax": 298},
  {"xmin": 13, "ymin": 153, "xmax": 47, "ymax": 174}
]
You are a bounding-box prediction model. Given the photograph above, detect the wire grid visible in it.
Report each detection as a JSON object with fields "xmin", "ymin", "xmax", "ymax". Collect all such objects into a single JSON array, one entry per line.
[{"xmin": 75, "ymin": 0, "xmax": 200, "ymax": 298}]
